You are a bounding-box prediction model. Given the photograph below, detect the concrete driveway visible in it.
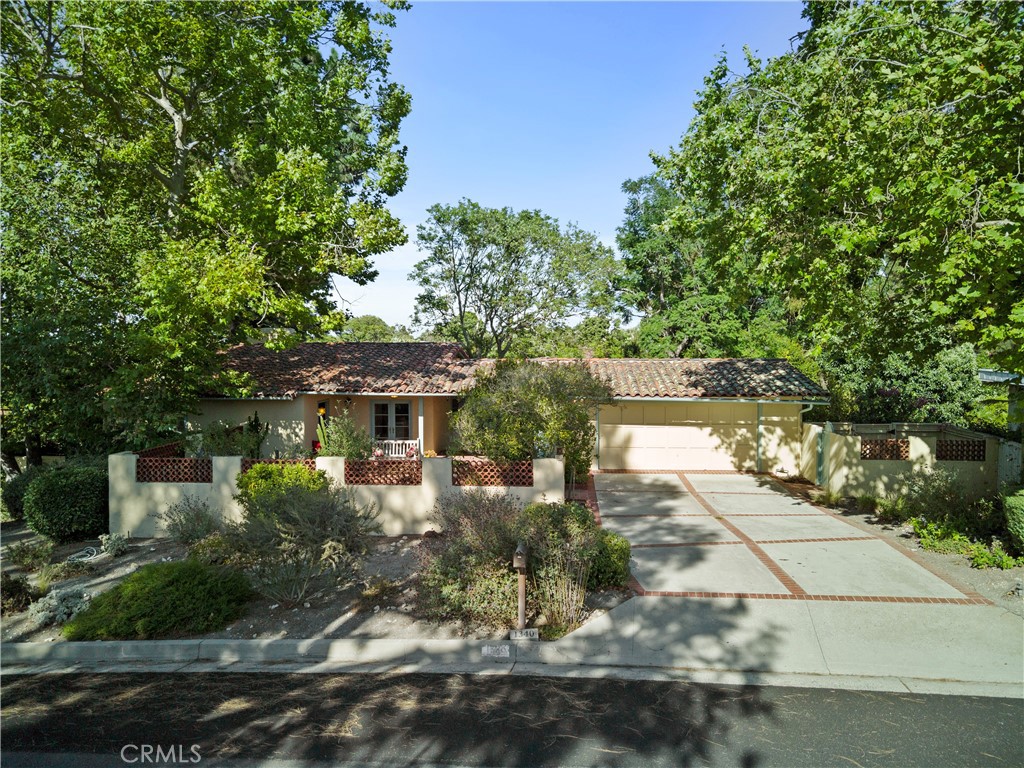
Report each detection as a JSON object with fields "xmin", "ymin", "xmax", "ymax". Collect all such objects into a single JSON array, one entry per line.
[
  {"xmin": 575, "ymin": 472, "xmax": 1024, "ymax": 691},
  {"xmin": 595, "ymin": 472, "xmax": 974, "ymax": 601}
]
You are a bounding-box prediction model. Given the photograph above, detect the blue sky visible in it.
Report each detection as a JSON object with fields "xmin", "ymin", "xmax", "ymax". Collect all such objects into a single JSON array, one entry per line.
[{"xmin": 337, "ymin": 1, "xmax": 808, "ymax": 326}]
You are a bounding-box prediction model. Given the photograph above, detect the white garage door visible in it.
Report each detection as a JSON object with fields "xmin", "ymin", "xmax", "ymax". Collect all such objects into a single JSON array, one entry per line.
[{"xmin": 596, "ymin": 402, "xmax": 801, "ymax": 472}]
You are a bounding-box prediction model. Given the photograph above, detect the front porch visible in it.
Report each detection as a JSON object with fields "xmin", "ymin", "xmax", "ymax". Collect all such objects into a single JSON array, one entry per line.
[{"xmin": 310, "ymin": 394, "xmax": 454, "ymax": 457}]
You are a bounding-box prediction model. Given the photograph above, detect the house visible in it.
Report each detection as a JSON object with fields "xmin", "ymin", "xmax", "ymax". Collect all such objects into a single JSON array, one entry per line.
[{"xmin": 192, "ymin": 342, "xmax": 829, "ymax": 475}]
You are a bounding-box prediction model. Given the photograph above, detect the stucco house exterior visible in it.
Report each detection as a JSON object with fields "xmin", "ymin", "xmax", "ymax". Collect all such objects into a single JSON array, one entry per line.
[{"xmin": 191, "ymin": 342, "xmax": 829, "ymax": 476}]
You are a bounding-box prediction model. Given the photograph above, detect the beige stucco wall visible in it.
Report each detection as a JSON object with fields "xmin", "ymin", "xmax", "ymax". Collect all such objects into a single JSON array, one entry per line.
[
  {"xmin": 192, "ymin": 395, "xmax": 457, "ymax": 456},
  {"xmin": 190, "ymin": 399, "xmax": 306, "ymax": 458},
  {"xmin": 596, "ymin": 401, "xmax": 803, "ymax": 474},
  {"xmin": 800, "ymin": 423, "xmax": 822, "ymax": 482},
  {"xmin": 109, "ymin": 455, "xmax": 563, "ymax": 538},
  {"xmin": 817, "ymin": 433, "xmax": 1002, "ymax": 500},
  {"xmin": 109, "ymin": 453, "xmax": 244, "ymax": 538}
]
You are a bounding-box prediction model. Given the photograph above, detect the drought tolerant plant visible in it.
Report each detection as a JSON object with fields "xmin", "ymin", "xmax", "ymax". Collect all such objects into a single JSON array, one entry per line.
[
  {"xmin": 227, "ymin": 474, "xmax": 379, "ymax": 604},
  {"xmin": 5, "ymin": 538, "xmax": 54, "ymax": 571},
  {"xmin": 23, "ymin": 464, "xmax": 108, "ymax": 542},
  {"xmin": 315, "ymin": 412, "xmax": 373, "ymax": 459},
  {"xmin": 534, "ymin": 543, "xmax": 590, "ymax": 639},
  {"xmin": 99, "ymin": 532, "xmax": 130, "ymax": 558},
  {"xmin": 37, "ymin": 559, "xmax": 95, "ymax": 593},
  {"xmin": 28, "ymin": 587, "xmax": 91, "ymax": 628},
  {"xmin": 157, "ymin": 496, "xmax": 221, "ymax": 547},
  {"xmin": 1, "ymin": 571, "xmax": 39, "ymax": 615},
  {"xmin": 234, "ymin": 463, "xmax": 328, "ymax": 517},
  {"xmin": 63, "ymin": 560, "xmax": 252, "ymax": 640}
]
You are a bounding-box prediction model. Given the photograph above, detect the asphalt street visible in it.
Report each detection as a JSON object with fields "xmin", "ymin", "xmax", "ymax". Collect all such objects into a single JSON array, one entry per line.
[{"xmin": 3, "ymin": 672, "xmax": 1021, "ymax": 767}]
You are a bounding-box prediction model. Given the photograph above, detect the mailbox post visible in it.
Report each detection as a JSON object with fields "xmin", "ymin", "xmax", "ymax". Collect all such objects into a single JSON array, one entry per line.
[{"xmin": 513, "ymin": 541, "xmax": 527, "ymax": 631}]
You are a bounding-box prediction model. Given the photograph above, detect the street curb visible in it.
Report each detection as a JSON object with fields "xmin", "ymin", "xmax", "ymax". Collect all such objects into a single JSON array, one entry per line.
[{"xmin": 3, "ymin": 639, "xmax": 1022, "ymax": 700}]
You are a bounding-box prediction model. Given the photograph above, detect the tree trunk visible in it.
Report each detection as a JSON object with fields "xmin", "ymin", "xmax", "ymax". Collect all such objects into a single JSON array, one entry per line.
[
  {"xmin": 0, "ymin": 450, "xmax": 21, "ymax": 477},
  {"xmin": 24, "ymin": 433, "xmax": 43, "ymax": 467}
]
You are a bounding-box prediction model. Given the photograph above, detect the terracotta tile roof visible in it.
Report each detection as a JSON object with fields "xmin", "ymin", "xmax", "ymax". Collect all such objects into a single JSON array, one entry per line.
[
  {"xmin": 585, "ymin": 358, "xmax": 828, "ymax": 400},
  {"xmin": 215, "ymin": 343, "xmax": 827, "ymax": 401},
  {"xmin": 220, "ymin": 342, "xmax": 480, "ymax": 398}
]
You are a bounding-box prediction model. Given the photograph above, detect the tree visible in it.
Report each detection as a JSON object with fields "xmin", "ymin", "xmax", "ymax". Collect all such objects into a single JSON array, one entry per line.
[
  {"xmin": 654, "ymin": 1, "xmax": 1024, "ymax": 372},
  {"xmin": 1, "ymin": 1, "xmax": 411, "ymax": 458},
  {"xmin": 338, "ymin": 315, "xmax": 415, "ymax": 343},
  {"xmin": 410, "ymin": 200, "xmax": 618, "ymax": 358},
  {"xmin": 616, "ymin": 175, "xmax": 805, "ymax": 362},
  {"xmin": 450, "ymin": 360, "xmax": 612, "ymax": 483}
]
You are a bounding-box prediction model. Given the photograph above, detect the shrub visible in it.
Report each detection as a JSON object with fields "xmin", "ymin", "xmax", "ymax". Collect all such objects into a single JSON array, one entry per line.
[
  {"xmin": 891, "ymin": 469, "xmax": 1004, "ymax": 541},
  {"xmin": 1, "ymin": 464, "xmax": 50, "ymax": 522},
  {"xmin": 315, "ymin": 412, "xmax": 373, "ymax": 459},
  {"xmin": 1, "ymin": 572, "xmax": 38, "ymax": 615},
  {"xmin": 854, "ymin": 494, "xmax": 879, "ymax": 515},
  {"xmin": 420, "ymin": 555, "xmax": 525, "ymax": 627},
  {"xmin": 431, "ymin": 491, "xmax": 524, "ymax": 563},
  {"xmin": 5, "ymin": 538, "xmax": 55, "ymax": 571},
  {"xmin": 158, "ymin": 496, "xmax": 220, "ymax": 547},
  {"xmin": 100, "ymin": 533, "xmax": 130, "ymax": 558},
  {"xmin": 911, "ymin": 517, "xmax": 1024, "ymax": 570},
  {"xmin": 534, "ymin": 544, "xmax": 589, "ymax": 638},
  {"xmin": 187, "ymin": 532, "xmax": 240, "ymax": 566},
  {"xmin": 193, "ymin": 413, "xmax": 268, "ymax": 459},
  {"xmin": 29, "ymin": 587, "xmax": 91, "ymax": 628},
  {"xmin": 235, "ymin": 463, "xmax": 328, "ymax": 518},
  {"xmin": 589, "ymin": 530, "xmax": 631, "ymax": 590},
  {"xmin": 226, "ymin": 480, "xmax": 379, "ymax": 604},
  {"xmin": 1003, "ymin": 488, "xmax": 1024, "ymax": 555},
  {"xmin": 63, "ymin": 560, "xmax": 252, "ymax": 640},
  {"xmin": 812, "ymin": 488, "xmax": 843, "ymax": 508},
  {"xmin": 23, "ymin": 465, "xmax": 108, "ymax": 543}
]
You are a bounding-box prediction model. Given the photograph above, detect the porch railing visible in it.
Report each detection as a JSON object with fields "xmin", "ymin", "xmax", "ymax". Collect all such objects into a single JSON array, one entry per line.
[{"xmin": 374, "ymin": 439, "xmax": 420, "ymax": 459}]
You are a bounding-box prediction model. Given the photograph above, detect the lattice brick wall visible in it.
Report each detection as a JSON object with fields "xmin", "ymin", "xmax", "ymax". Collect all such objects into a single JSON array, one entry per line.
[
  {"xmin": 136, "ymin": 457, "xmax": 212, "ymax": 483},
  {"xmin": 452, "ymin": 458, "xmax": 534, "ymax": 487},
  {"xmin": 936, "ymin": 439, "xmax": 986, "ymax": 462},
  {"xmin": 860, "ymin": 438, "xmax": 910, "ymax": 461},
  {"xmin": 345, "ymin": 459, "xmax": 422, "ymax": 486},
  {"xmin": 240, "ymin": 458, "xmax": 318, "ymax": 474},
  {"xmin": 135, "ymin": 441, "xmax": 184, "ymax": 459}
]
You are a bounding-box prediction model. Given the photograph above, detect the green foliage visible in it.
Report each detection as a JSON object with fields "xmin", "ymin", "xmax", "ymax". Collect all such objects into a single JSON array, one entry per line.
[
  {"xmin": 420, "ymin": 494, "xmax": 628, "ymax": 629},
  {"xmin": 37, "ymin": 560, "xmax": 96, "ymax": 594},
  {"xmin": 63, "ymin": 560, "xmax": 252, "ymax": 640},
  {"xmin": 226, "ymin": 478, "xmax": 379, "ymax": 604},
  {"xmin": 158, "ymin": 496, "xmax": 221, "ymax": 548},
  {"xmin": 911, "ymin": 518, "xmax": 1024, "ymax": 570},
  {"xmin": 854, "ymin": 495, "xmax": 880, "ymax": 515},
  {"xmin": 315, "ymin": 412, "xmax": 373, "ymax": 459},
  {"xmin": 5, "ymin": 538, "xmax": 54, "ymax": 571},
  {"xmin": 654, "ymin": 2, "xmax": 1024, "ymax": 372},
  {"xmin": 23, "ymin": 465, "xmax": 108, "ymax": 543},
  {"xmin": 1, "ymin": 464, "xmax": 50, "ymax": 522},
  {"xmin": 1003, "ymin": 489, "xmax": 1024, "ymax": 555},
  {"xmin": 99, "ymin": 533, "xmax": 131, "ymax": 558},
  {"xmin": 1, "ymin": 571, "xmax": 39, "ymax": 615},
  {"xmin": 812, "ymin": 489, "xmax": 843, "ymax": 509},
  {"xmin": 235, "ymin": 463, "xmax": 328, "ymax": 517},
  {"xmin": 412, "ymin": 199, "xmax": 619, "ymax": 357},
  {"xmin": 451, "ymin": 359, "xmax": 611, "ymax": 483},
  {"xmin": 2, "ymin": 1, "xmax": 410, "ymax": 452},
  {"xmin": 338, "ymin": 315, "xmax": 415, "ymax": 343},
  {"xmin": 194, "ymin": 413, "xmax": 268, "ymax": 458}
]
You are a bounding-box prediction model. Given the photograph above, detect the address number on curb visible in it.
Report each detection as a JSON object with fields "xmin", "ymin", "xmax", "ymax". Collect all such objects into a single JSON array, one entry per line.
[
  {"xmin": 509, "ymin": 629, "xmax": 539, "ymax": 641},
  {"xmin": 482, "ymin": 644, "xmax": 511, "ymax": 658}
]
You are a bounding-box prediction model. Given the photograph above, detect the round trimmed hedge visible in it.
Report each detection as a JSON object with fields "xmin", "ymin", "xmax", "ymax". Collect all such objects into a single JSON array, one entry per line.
[{"xmin": 23, "ymin": 465, "xmax": 109, "ymax": 542}]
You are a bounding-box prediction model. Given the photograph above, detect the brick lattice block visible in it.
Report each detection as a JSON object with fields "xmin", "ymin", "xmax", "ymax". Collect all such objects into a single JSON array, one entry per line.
[
  {"xmin": 135, "ymin": 441, "xmax": 184, "ymax": 459},
  {"xmin": 137, "ymin": 457, "xmax": 212, "ymax": 484},
  {"xmin": 345, "ymin": 459, "xmax": 422, "ymax": 486},
  {"xmin": 452, "ymin": 458, "xmax": 534, "ymax": 487},
  {"xmin": 936, "ymin": 439, "xmax": 986, "ymax": 462},
  {"xmin": 240, "ymin": 458, "xmax": 318, "ymax": 474},
  {"xmin": 860, "ymin": 438, "xmax": 910, "ymax": 461}
]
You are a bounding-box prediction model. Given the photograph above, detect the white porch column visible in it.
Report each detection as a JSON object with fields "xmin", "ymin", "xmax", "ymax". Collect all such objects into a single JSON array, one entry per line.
[{"xmin": 418, "ymin": 396, "xmax": 425, "ymax": 454}]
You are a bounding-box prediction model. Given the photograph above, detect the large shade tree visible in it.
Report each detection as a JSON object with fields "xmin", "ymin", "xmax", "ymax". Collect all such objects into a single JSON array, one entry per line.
[
  {"xmin": 654, "ymin": 0, "xmax": 1024, "ymax": 372},
  {"xmin": 1, "ymin": 1, "xmax": 411, "ymax": 460},
  {"xmin": 410, "ymin": 200, "xmax": 618, "ymax": 358}
]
